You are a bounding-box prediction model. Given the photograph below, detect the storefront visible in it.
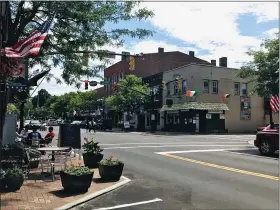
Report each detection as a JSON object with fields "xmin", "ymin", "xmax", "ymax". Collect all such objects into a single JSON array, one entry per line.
[{"xmin": 160, "ymin": 102, "xmax": 229, "ymax": 133}]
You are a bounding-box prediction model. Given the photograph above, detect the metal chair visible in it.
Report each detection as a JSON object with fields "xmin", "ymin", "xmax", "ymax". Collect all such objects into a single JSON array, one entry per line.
[{"xmin": 47, "ymin": 148, "xmax": 73, "ymax": 181}]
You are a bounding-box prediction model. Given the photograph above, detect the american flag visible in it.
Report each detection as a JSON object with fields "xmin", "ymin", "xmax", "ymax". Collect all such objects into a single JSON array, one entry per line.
[
  {"xmin": 270, "ymin": 95, "xmax": 279, "ymax": 112},
  {"xmin": 4, "ymin": 16, "xmax": 54, "ymax": 58}
]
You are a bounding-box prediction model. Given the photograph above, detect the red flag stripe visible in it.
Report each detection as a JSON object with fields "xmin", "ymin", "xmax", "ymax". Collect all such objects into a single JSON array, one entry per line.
[
  {"xmin": 12, "ymin": 30, "xmax": 40, "ymax": 50},
  {"xmin": 270, "ymin": 95, "xmax": 279, "ymax": 112}
]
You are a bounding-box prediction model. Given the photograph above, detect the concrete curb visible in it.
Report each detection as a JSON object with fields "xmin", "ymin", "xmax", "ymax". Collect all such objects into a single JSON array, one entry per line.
[{"xmin": 55, "ymin": 176, "xmax": 131, "ymax": 210}]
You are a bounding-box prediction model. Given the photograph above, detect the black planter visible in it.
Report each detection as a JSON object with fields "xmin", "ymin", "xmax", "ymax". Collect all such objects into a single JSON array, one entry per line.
[
  {"xmin": 0, "ymin": 178, "xmax": 6, "ymax": 189},
  {"xmin": 28, "ymin": 160, "xmax": 40, "ymax": 169},
  {"xmin": 6, "ymin": 177, "xmax": 24, "ymax": 191},
  {"xmin": 60, "ymin": 171, "xmax": 94, "ymax": 192},
  {"xmin": 98, "ymin": 163, "xmax": 124, "ymax": 181},
  {"xmin": 83, "ymin": 153, "xmax": 103, "ymax": 169}
]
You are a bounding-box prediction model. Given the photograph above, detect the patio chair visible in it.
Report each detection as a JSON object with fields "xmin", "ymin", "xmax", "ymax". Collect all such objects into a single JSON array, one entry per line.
[{"xmin": 46, "ymin": 148, "xmax": 73, "ymax": 181}]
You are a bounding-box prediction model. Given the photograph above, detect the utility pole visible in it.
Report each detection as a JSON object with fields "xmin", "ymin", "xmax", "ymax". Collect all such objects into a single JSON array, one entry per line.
[{"xmin": 0, "ymin": 2, "xmax": 7, "ymax": 146}]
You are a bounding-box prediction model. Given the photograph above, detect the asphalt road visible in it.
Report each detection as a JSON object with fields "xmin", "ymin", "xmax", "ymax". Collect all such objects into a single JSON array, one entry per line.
[{"xmin": 46, "ymin": 128, "xmax": 279, "ymax": 210}]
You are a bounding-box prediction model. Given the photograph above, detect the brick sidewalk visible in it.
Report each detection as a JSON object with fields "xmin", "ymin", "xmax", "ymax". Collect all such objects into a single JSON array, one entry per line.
[{"xmin": 0, "ymin": 157, "xmax": 123, "ymax": 210}]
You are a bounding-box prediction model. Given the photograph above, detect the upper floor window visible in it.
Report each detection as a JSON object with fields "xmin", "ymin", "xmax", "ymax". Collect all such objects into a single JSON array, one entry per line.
[
  {"xmin": 182, "ymin": 80, "xmax": 187, "ymax": 93},
  {"xmin": 167, "ymin": 82, "xmax": 171, "ymax": 96},
  {"xmin": 212, "ymin": 80, "xmax": 218, "ymax": 94},
  {"xmin": 241, "ymin": 83, "xmax": 247, "ymax": 96},
  {"xmin": 203, "ymin": 80, "xmax": 209, "ymax": 93},
  {"xmin": 234, "ymin": 82, "xmax": 240, "ymax": 95}
]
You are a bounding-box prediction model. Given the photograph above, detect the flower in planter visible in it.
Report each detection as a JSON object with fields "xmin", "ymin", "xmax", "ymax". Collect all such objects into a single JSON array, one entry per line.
[
  {"xmin": 100, "ymin": 155, "xmax": 123, "ymax": 166},
  {"xmin": 63, "ymin": 163, "xmax": 93, "ymax": 176},
  {"xmin": 82, "ymin": 137, "xmax": 103, "ymax": 154}
]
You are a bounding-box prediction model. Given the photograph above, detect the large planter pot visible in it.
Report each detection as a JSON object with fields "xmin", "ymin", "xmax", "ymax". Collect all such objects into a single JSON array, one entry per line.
[
  {"xmin": 83, "ymin": 153, "xmax": 103, "ymax": 169},
  {"xmin": 98, "ymin": 163, "xmax": 124, "ymax": 181},
  {"xmin": 6, "ymin": 177, "xmax": 24, "ymax": 191},
  {"xmin": 60, "ymin": 171, "xmax": 94, "ymax": 192}
]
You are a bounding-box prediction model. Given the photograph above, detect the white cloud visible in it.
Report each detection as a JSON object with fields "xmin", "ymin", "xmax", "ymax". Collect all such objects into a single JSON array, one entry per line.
[{"xmin": 264, "ymin": 28, "xmax": 278, "ymax": 37}]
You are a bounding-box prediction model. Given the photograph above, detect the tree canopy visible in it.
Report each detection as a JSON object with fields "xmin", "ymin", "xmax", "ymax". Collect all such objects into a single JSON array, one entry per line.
[
  {"xmin": 237, "ymin": 34, "xmax": 279, "ymax": 97},
  {"xmin": 4, "ymin": 1, "xmax": 154, "ymax": 87},
  {"xmin": 105, "ymin": 75, "xmax": 148, "ymax": 112}
]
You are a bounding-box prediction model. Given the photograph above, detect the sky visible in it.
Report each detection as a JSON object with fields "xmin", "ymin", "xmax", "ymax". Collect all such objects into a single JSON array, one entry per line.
[{"xmin": 33, "ymin": 2, "xmax": 279, "ymax": 96}]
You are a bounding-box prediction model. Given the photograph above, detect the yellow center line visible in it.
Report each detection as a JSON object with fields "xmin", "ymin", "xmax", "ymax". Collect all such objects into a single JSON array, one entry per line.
[{"xmin": 160, "ymin": 153, "xmax": 279, "ymax": 181}]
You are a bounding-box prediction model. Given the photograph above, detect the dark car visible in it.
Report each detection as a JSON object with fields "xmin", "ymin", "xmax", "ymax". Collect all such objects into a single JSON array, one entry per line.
[
  {"xmin": 254, "ymin": 129, "xmax": 279, "ymax": 156},
  {"xmin": 98, "ymin": 119, "xmax": 113, "ymax": 131}
]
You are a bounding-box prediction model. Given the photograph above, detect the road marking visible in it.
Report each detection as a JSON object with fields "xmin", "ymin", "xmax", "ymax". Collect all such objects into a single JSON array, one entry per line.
[
  {"xmin": 93, "ymin": 198, "xmax": 163, "ymax": 210},
  {"xmin": 104, "ymin": 145, "xmax": 253, "ymax": 150},
  {"xmin": 159, "ymin": 153, "xmax": 279, "ymax": 181},
  {"xmin": 100, "ymin": 142, "xmax": 248, "ymax": 146},
  {"xmin": 224, "ymin": 150, "xmax": 279, "ymax": 160},
  {"xmin": 156, "ymin": 149, "xmax": 228, "ymax": 154}
]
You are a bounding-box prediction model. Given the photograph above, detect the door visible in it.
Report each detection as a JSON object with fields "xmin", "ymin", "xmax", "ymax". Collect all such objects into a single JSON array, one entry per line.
[
  {"xmin": 137, "ymin": 114, "xmax": 145, "ymax": 132},
  {"xmin": 180, "ymin": 111, "xmax": 194, "ymax": 132}
]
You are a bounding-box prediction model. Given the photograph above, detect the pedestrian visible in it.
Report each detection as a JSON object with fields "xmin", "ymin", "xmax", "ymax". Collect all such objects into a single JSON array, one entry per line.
[
  {"xmin": 92, "ymin": 118, "xmax": 96, "ymax": 133},
  {"xmin": 86, "ymin": 119, "xmax": 90, "ymax": 133}
]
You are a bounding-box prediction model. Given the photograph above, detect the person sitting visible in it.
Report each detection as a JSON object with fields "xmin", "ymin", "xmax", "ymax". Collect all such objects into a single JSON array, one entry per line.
[
  {"xmin": 26, "ymin": 128, "xmax": 43, "ymax": 147},
  {"xmin": 43, "ymin": 126, "xmax": 55, "ymax": 145}
]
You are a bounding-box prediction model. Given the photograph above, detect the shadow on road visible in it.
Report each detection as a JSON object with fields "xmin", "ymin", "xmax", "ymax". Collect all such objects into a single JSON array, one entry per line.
[{"xmin": 229, "ymin": 149, "xmax": 279, "ymax": 158}]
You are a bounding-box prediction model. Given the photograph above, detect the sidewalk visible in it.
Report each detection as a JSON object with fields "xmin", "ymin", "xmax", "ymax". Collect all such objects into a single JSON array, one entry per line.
[{"xmin": 0, "ymin": 157, "xmax": 129, "ymax": 210}]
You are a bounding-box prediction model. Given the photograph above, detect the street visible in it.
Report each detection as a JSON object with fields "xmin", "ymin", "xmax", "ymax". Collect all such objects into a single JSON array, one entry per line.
[{"xmin": 43, "ymin": 128, "xmax": 277, "ymax": 210}]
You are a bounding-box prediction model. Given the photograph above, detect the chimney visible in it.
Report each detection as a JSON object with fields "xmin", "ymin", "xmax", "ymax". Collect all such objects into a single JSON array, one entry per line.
[
  {"xmin": 158, "ymin": 47, "xmax": 164, "ymax": 53},
  {"xmin": 219, "ymin": 57, "xmax": 227, "ymax": 67},
  {"xmin": 189, "ymin": 51, "xmax": 195, "ymax": 57},
  {"xmin": 211, "ymin": 60, "xmax": 216, "ymax": 66}
]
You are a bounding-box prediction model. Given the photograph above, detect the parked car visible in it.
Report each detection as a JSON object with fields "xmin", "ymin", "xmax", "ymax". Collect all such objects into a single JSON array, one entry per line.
[
  {"xmin": 254, "ymin": 128, "xmax": 279, "ymax": 156},
  {"xmin": 47, "ymin": 119, "xmax": 58, "ymax": 126},
  {"xmin": 29, "ymin": 120, "xmax": 42, "ymax": 130},
  {"xmin": 256, "ymin": 123, "xmax": 279, "ymax": 132},
  {"xmin": 97, "ymin": 119, "xmax": 113, "ymax": 131},
  {"xmin": 71, "ymin": 121, "xmax": 87, "ymax": 129},
  {"xmin": 24, "ymin": 120, "xmax": 31, "ymax": 128}
]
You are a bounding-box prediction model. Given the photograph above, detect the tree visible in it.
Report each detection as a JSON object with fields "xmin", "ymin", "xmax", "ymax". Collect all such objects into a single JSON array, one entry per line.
[
  {"xmin": 237, "ymin": 34, "xmax": 279, "ymax": 97},
  {"xmin": 7, "ymin": 104, "xmax": 17, "ymax": 114},
  {"xmin": 105, "ymin": 75, "xmax": 148, "ymax": 112},
  {"xmin": 4, "ymin": 1, "xmax": 154, "ymax": 86}
]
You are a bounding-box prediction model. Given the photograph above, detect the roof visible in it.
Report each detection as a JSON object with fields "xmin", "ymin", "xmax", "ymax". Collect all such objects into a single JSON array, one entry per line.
[{"xmin": 160, "ymin": 102, "xmax": 229, "ymax": 112}]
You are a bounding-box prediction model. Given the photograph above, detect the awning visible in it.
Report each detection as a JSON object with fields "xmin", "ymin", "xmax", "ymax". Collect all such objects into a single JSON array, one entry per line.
[{"xmin": 160, "ymin": 102, "xmax": 229, "ymax": 112}]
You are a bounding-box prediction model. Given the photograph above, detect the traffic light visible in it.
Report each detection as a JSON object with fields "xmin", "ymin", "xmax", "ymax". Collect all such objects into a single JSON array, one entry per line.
[
  {"xmin": 113, "ymin": 82, "xmax": 118, "ymax": 92},
  {"xmin": 85, "ymin": 80, "xmax": 88, "ymax": 90},
  {"xmin": 129, "ymin": 56, "xmax": 135, "ymax": 71},
  {"xmin": 161, "ymin": 81, "xmax": 166, "ymax": 89}
]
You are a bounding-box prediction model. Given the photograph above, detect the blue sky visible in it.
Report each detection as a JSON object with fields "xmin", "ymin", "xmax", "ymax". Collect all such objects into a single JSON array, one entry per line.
[{"xmin": 38, "ymin": 2, "xmax": 279, "ymax": 95}]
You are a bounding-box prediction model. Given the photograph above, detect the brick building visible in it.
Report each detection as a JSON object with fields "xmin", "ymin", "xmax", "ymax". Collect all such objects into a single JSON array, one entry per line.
[{"xmin": 103, "ymin": 47, "xmax": 211, "ymax": 130}]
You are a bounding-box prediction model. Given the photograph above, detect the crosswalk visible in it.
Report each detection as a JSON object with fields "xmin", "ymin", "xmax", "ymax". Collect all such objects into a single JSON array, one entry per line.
[{"xmin": 189, "ymin": 134, "xmax": 255, "ymax": 142}]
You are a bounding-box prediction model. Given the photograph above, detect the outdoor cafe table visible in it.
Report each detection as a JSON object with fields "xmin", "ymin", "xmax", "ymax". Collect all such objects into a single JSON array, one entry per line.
[{"xmin": 37, "ymin": 147, "xmax": 70, "ymax": 161}]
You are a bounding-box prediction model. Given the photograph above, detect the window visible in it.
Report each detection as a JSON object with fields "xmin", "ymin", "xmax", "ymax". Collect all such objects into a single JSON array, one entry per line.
[
  {"xmin": 212, "ymin": 80, "xmax": 218, "ymax": 93},
  {"xmin": 203, "ymin": 80, "xmax": 209, "ymax": 93},
  {"xmin": 182, "ymin": 80, "xmax": 187, "ymax": 93},
  {"xmin": 167, "ymin": 82, "xmax": 171, "ymax": 96},
  {"xmin": 241, "ymin": 83, "xmax": 247, "ymax": 96},
  {"xmin": 174, "ymin": 82, "xmax": 178, "ymax": 95},
  {"xmin": 234, "ymin": 82, "xmax": 240, "ymax": 95}
]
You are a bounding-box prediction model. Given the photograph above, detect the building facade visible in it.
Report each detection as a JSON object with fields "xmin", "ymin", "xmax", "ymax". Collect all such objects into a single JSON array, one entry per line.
[{"xmin": 161, "ymin": 61, "xmax": 267, "ymax": 133}]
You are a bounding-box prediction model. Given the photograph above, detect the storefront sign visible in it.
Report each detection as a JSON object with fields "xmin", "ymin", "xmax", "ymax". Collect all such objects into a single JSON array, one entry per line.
[
  {"xmin": 208, "ymin": 110, "xmax": 223, "ymax": 114},
  {"xmin": 240, "ymin": 96, "xmax": 251, "ymax": 120},
  {"xmin": 181, "ymin": 109, "xmax": 189, "ymax": 112},
  {"xmin": 206, "ymin": 113, "xmax": 212, "ymax": 119}
]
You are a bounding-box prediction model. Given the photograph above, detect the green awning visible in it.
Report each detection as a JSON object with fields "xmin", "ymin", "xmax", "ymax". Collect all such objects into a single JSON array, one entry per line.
[{"xmin": 160, "ymin": 102, "xmax": 229, "ymax": 112}]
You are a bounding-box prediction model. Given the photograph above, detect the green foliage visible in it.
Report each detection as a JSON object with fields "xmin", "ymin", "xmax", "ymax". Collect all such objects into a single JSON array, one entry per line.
[
  {"xmin": 82, "ymin": 138, "xmax": 103, "ymax": 154},
  {"xmin": 100, "ymin": 155, "xmax": 123, "ymax": 166},
  {"xmin": 6, "ymin": 1, "xmax": 154, "ymax": 86},
  {"xmin": 105, "ymin": 75, "xmax": 148, "ymax": 112},
  {"xmin": 31, "ymin": 89, "xmax": 51, "ymax": 107},
  {"xmin": 5, "ymin": 167, "xmax": 24, "ymax": 180},
  {"xmin": 64, "ymin": 164, "xmax": 92, "ymax": 176},
  {"xmin": 7, "ymin": 104, "xmax": 17, "ymax": 114},
  {"xmin": 237, "ymin": 34, "xmax": 279, "ymax": 96}
]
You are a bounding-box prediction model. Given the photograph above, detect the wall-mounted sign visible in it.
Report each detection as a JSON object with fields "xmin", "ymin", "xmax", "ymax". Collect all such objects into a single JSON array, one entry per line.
[
  {"xmin": 240, "ymin": 96, "xmax": 251, "ymax": 120},
  {"xmin": 208, "ymin": 110, "xmax": 223, "ymax": 114},
  {"xmin": 220, "ymin": 114, "xmax": 225, "ymax": 119},
  {"xmin": 206, "ymin": 113, "xmax": 212, "ymax": 119}
]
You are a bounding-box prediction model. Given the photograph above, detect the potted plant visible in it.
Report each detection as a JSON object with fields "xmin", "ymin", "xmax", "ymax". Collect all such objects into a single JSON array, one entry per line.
[
  {"xmin": 99, "ymin": 155, "xmax": 124, "ymax": 181},
  {"xmin": 60, "ymin": 163, "xmax": 94, "ymax": 192},
  {"xmin": 82, "ymin": 138, "xmax": 104, "ymax": 168},
  {"xmin": 0, "ymin": 169, "xmax": 6, "ymax": 189},
  {"xmin": 5, "ymin": 167, "xmax": 24, "ymax": 191}
]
